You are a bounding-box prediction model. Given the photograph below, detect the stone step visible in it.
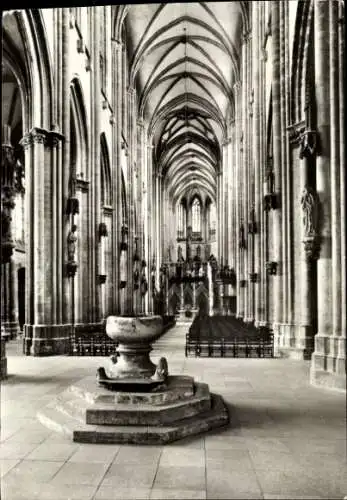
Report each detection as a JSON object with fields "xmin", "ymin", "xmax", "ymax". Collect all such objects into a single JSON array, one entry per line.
[
  {"xmin": 74, "ymin": 394, "xmax": 229, "ymax": 445},
  {"xmin": 54, "ymin": 393, "xmax": 90, "ymax": 422},
  {"xmin": 52, "ymin": 382, "xmax": 212, "ymax": 426},
  {"xmin": 85, "ymin": 383, "xmax": 212, "ymax": 426},
  {"xmin": 37, "ymin": 403, "xmax": 85, "ymax": 438},
  {"xmin": 66, "ymin": 375, "xmax": 195, "ymax": 406},
  {"xmin": 37, "ymin": 394, "xmax": 229, "ymax": 445}
]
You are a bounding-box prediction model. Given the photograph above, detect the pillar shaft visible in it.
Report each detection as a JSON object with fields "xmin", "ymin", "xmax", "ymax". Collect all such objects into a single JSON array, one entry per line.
[{"xmin": 271, "ymin": 3, "xmax": 284, "ymax": 349}]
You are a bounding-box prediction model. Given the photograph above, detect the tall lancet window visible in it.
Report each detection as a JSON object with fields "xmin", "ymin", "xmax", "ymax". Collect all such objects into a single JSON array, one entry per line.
[
  {"xmin": 209, "ymin": 202, "xmax": 216, "ymax": 239},
  {"xmin": 177, "ymin": 201, "xmax": 186, "ymax": 239},
  {"xmin": 192, "ymin": 197, "xmax": 201, "ymax": 234}
]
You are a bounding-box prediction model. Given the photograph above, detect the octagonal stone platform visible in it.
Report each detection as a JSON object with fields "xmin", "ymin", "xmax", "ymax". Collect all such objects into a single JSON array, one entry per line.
[{"xmin": 37, "ymin": 375, "xmax": 229, "ymax": 444}]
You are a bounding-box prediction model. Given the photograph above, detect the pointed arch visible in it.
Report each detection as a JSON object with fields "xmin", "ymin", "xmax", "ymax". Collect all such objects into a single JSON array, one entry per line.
[
  {"xmin": 70, "ymin": 77, "xmax": 89, "ymax": 181},
  {"xmin": 2, "ymin": 9, "xmax": 54, "ymax": 131},
  {"xmin": 100, "ymin": 133, "xmax": 112, "ymax": 206},
  {"xmin": 290, "ymin": 0, "xmax": 314, "ymax": 124},
  {"xmin": 191, "ymin": 196, "xmax": 202, "ymax": 234}
]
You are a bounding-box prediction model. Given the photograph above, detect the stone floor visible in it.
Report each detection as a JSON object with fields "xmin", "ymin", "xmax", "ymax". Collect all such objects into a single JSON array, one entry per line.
[{"xmin": 1, "ymin": 325, "xmax": 346, "ymax": 500}]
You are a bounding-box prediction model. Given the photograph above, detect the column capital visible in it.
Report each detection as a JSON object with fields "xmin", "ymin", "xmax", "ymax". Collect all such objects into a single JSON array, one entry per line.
[
  {"xmin": 233, "ymin": 80, "xmax": 242, "ymax": 92},
  {"xmin": 242, "ymin": 30, "xmax": 252, "ymax": 44},
  {"xmin": 111, "ymin": 38, "xmax": 123, "ymax": 48},
  {"xmin": 19, "ymin": 127, "xmax": 64, "ymax": 150}
]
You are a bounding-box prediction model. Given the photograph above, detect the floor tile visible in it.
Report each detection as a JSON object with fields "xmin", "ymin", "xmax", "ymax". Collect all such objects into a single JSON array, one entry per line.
[
  {"xmin": 3, "ymin": 460, "xmax": 64, "ymax": 484},
  {"xmin": 153, "ymin": 466, "xmax": 206, "ymax": 490},
  {"xmin": 166, "ymin": 435, "xmax": 205, "ymax": 449},
  {"xmin": 206, "ymin": 468, "xmax": 263, "ymax": 499},
  {"xmin": 50, "ymin": 462, "xmax": 109, "ymax": 486},
  {"xmin": 113, "ymin": 445, "xmax": 162, "ymax": 465},
  {"xmin": 93, "ymin": 486, "xmax": 151, "ymax": 499},
  {"xmin": 254, "ymin": 467, "xmax": 327, "ymax": 498},
  {"xmin": 205, "ymin": 448, "xmax": 254, "ymax": 470},
  {"xmin": 1, "ymin": 480, "xmax": 42, "ymax": 500},
  {"xmin": 150, "ymin": 488, "xmax": 206, "ymax": 499},
  {"xmin": 68, "ymin": 444, "xmax": 119, "ymax": 464},
  {"xmin": 0, "ymin": 459, "xmax": 21, "ymax": 478},
  {"xmin": 205, "ymin": 435, "xmax": 247, "ymax": 450},
  {"xmin": 101, "ymin": 464, "xmax": 157, "ymax": 488},
  {"xmin": 37, "ymin": 483, "xmax": 97, "ymax": 500},
  {"xmin": 26, "ymin": 442, "xmax": 79, "ymax": 462},
  {"xmin": 4, "ymin": 427, "xmax": 52, "ymax": 444},
  {"xmin": 0, "ymin": 441, "xmax": 40, "ymax": 459},
  {"xmin": 159, "ymin": 447, "xmax": 205, "ymax": 467}
]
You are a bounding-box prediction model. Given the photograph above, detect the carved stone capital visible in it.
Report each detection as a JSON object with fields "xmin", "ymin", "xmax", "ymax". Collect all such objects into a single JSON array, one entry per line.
[
  {"xmin": 299, "ymin": 130, "xmax": 317, "ymax": 159},
  {"xmin": 264, "ymin": 192, "xmax": 278, "ymax": 211},
  {"xmin": 111, "ymin": 38, "xmax": 122, "ymax": 49},
  {"xmin": 249, "ymin": 272, "xmax": 258, "ymax": 283},
  {"xmin": 288, "ymin": 121, "xmax": 306, "ymax": 145},
  {"xmin": 19, "ymin": 128, "xmax": 64, "ymax": 150},
  {"xmin": 233, "ymin": 80, "xmax": 242, "ymax": 92},
  {"xmin": 66, "ymin": 261, "xmax": 78, "ymax": 278},
  {"xmin": 242, "ymin": 30, "xmax": 252, "ymax": 44},
  {"xmin": 266, "ymin": 261, "xmax": 277, "ymax": 275},
  {"xmin": 303, "ymin": 236, "xmax": 320, "ymax": 261}
]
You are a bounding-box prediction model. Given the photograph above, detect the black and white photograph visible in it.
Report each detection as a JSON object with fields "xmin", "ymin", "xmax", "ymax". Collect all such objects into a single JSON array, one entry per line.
[{"xmin": 1, "ymin": 1, "xmax": 346, "ymax": 499}]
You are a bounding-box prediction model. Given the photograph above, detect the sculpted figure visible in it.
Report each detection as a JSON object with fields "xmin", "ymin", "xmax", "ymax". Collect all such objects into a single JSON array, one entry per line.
[
  {"xmin": 301, "ymin": 186, "xmax": 317, "ymax": 237},
  {"xmin": 177, "ymin": 245, "xmax": 184, "ymax": 262},
  {"xmin": 67, "ymin": 224, "xmax": 78, "ymax": 262},
  {"xmin": 152, "ymin": 357, "xmax": 169, "ymax": 381}
]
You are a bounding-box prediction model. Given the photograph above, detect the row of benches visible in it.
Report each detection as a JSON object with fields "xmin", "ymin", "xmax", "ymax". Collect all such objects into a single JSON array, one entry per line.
[
  {"xmin": 186, "ymin": 315, "xmax": 274, "ymax": 358},
  {"xmin": 185, "ymin": 334, "xmax": 274, "ymax": 358}
]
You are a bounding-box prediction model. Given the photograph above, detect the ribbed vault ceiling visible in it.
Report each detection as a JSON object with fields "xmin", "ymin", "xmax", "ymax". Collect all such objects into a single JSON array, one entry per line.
[{"xmin": 123, "ymin": 2, "xmax": 247, "ymax": 204}]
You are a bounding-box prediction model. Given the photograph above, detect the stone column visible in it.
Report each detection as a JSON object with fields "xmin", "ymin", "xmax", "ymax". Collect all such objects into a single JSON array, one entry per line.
[
  {"xmin": 1, "ymin": 128, "xmax": 20, "ymax": 339},
  {"xmin": 126, "ymin": 87, "xmax": 136, "ymax": 315},
  {"xmin": 252, "ymin": 2, "xmax": 261, "ymax": 327},
  {"xmin": 111, "ymin": 38, "xmax": 123, "ymax": 313},
  {"xmin": 279, "ymin": 0, "xmax": 288, "ymax": 339},
  {"xmin": 328, "ymin": 0, "xmax": 343, "ymax": 373},
  {"xmin": 0, "ymin": 329, "xmax": 7, "ymax": 379},
  {"xmin": 310, "ymin": 0, "xmax": 335, "ymax": 388},
  {"xmin": 271, "ymin": 3, "xmax": 284, "ymax": 354},
  {"xmin": 296, "ymin": 127, "xmax": 317, "ymax": 359},
  {"xmin": 338, "ymin": 0, "xmax": 346, "ymax": 371},
  {"xmin": 20, "ymin": 128, "xmax": 67, "ymax": 355},
  {"xmin": 234, "ymin": 81, "xmax": 243, "ymax": 318},
  {"xmin": 259, "ymin": 4, "xmax": 268, "ymax": 328},
  {"xmin": 92, "ymin": 7, "xmax": 101, "ymax": 323}
]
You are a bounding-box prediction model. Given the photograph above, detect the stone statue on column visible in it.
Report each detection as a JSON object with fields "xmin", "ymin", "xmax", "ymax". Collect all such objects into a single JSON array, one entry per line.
[
  {"xmin": 301, "ymin": 186, "xmax": 320, "ymax": 260},
  {"xmin": 67, "ymin": 224, "xmax": 78, "ymax": 262},
  {"xmin": 301, "ymin": 186, "xmax": 318, "ymax": 237},
  {"xmin": 177, "ymin": 245, "xmax": 184, "ymax": 262}
]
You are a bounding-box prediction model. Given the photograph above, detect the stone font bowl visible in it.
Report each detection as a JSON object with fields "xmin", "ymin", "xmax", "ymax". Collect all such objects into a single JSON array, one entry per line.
[{"xmin": 106, "ymin": 315, "xmax": 164, "ymax": 345}]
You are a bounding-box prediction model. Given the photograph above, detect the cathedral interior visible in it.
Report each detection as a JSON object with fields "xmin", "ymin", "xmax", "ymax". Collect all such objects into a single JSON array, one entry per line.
[{"xmin": 1, "ymin": 2, "xmax": 346, "ymax": 499}]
